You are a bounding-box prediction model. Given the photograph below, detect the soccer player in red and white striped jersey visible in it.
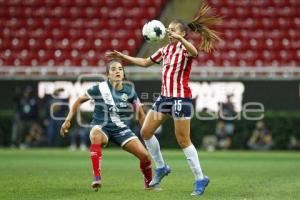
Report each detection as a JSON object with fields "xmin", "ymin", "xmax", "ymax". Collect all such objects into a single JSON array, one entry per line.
[
  {"xmin": 150, "ymin": 40, "xmax": 193, "ymax": 98},
  {"xmin": 106, "ymin": 3, "xmax": 222, "ymax": 196}
]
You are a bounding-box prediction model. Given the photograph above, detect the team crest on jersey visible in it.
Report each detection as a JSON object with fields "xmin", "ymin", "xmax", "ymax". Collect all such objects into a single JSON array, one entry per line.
[{"xmin": 121, "ymin": 93, "xmax": 128, "ymax": 101}]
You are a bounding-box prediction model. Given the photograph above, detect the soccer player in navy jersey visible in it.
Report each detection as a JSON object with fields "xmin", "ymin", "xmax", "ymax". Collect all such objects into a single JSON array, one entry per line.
[
  {"xmin": 106, "ymin": 3, "xmax": 222, "ymax": 196},
  {"xmin": 60, "ymin": 60, "xmax": 152, "ymax": 191}
]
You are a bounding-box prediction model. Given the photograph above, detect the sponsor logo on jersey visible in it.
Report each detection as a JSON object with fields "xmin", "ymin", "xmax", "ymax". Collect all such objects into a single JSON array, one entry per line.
[
  {"xmin": 103, "ymin": 93, "xmax": 114, "ymax": 105},
  {"xmin": 119, "ymin": 102, "xmax": 128, "ymax": 108}
]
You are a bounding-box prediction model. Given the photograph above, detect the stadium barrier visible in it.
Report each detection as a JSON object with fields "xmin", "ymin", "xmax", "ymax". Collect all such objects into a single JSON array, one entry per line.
[{"xmin": 1, "ymin": 110, "xmax": 299, "ymax": 149}]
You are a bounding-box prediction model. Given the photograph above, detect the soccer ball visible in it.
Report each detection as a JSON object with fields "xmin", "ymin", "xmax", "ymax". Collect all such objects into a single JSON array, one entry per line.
[{"xmin": 142, "ymin": 20, "xmax": 166, "ymax": 42}]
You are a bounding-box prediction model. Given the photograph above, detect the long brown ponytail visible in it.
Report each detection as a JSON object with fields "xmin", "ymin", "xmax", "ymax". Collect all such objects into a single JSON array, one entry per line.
[{"xmin": 187, "ymin": 3, "xmax": 222, "ymax": 53}]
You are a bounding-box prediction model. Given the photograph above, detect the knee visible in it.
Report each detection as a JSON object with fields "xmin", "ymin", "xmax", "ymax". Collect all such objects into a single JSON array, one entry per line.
[
  {"xmin": 140, "ymin": 127, "xmax": 152, "ymax": 140},
  {"xmin": 177, "ymin": 138, "xmax": 191, "ymax": 149},
  {"xmin": 139, "ymin": 151, "xmax": 151, "ymax": 161},
  {"xmin": 90, "ymin": 132, "xmax": 102, "ymax": 144}
]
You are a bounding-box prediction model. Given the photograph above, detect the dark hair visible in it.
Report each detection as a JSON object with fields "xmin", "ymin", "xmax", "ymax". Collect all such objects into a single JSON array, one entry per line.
[
  {"xmin": 171, "ymin": 3, "xmax": 222, "ymax": 53},
  {"xmin": 170, "ymin": 19, "xmax": 189, "ymax": 34},
  {"xmin": 106, "ymin": 59, "xmax": 127, "ymax": 80}
]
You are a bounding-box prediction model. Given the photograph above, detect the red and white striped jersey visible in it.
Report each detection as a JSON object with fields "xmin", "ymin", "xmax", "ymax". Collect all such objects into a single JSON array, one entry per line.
[{"xmin": 150, "ymin": 42, "xmax": 194, "ymax": 98}]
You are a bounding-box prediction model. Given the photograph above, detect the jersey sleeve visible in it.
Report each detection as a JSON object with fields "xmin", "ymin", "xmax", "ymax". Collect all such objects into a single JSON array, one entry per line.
[
  {"xmin": 86, "ymin": 85, "xmax": 100, "ymax": 99},
  {"xmin": 182, "ymin": 43, "xmax": 198, "ymax": 58},
  {"xmin": 129, "ymin": 90, "xmax": 142, "ymax": 111},
  {"xmin": 149, "ymin": 47, "xmax": 164, "ymax": 64}
]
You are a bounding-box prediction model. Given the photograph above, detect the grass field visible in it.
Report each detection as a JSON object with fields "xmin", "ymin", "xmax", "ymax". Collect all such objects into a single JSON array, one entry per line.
[{"xmin": 0, "ymin": 149, "xmax": 299, "ymax": 200}]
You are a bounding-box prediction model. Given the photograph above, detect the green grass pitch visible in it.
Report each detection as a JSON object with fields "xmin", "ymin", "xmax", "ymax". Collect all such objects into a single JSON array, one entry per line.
[{"xmin": 0, "ymin": 149, "xmax": 299, "ymax": 200}]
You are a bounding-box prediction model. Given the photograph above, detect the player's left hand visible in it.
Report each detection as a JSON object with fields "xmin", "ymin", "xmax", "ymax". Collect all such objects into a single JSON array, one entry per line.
[{"xmin": 166, "ymin": 29, "xmax": 183, "ymax": 41}]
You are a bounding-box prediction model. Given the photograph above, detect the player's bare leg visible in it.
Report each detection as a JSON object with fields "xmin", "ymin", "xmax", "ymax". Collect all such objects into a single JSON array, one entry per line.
[
  {"xmin": 89, "ymin": 127, "xmax": 108, "ymax": 191},
  {"xmin": 123, "ymin": 138, "xmax": 154, "ymax": 189},
  {"xmin": 173, "ymin": 118, "xmax": 192, "ymax": 148},
  {"xmin": 141, "ymin": 110, "xmax": 171, "ymax": 187},
  {"xmin": 140, "ymin": 110, "xmax": 168, "ymax": 140},
  {"xmin": 174, "ymin": 119, "xmax": 208, "ymax": 195}
]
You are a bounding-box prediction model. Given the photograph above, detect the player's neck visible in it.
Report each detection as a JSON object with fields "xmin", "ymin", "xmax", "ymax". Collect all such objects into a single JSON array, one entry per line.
[{"xmin": 109, "ymin": 80, "xmax": 123, "ymax": 91}]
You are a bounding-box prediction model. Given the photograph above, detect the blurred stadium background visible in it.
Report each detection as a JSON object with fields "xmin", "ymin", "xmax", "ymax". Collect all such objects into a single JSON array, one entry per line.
[
  {"xmin": 0, "ymin": 1, "xmax": 300, "ymax": 200},
  {"xmin": 0, "ymin": 0, "xmax": 299, "ymax": 151}
]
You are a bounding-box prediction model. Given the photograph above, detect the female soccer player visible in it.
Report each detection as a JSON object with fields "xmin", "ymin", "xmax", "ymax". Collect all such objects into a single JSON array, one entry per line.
[
  {"xmin": 60, "ymin": 60, "xmax": 152, "ymax": 191},
  {"xmin": 106, "ymin": 4, "xmax": 222, "ymax": 196}
]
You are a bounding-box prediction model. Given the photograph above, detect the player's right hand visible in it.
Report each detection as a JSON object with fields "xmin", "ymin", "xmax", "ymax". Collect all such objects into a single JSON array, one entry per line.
[
  {"xmin": 166, "ymin": 29, "xmax": 183, "ymax": 41},
  {"xmin": 60, "ymin": 120, "xmax": 71, "ymax": 137},
  {"xmin": 105, "ymin": 50, "xmax": 123, "ymax": 60}
]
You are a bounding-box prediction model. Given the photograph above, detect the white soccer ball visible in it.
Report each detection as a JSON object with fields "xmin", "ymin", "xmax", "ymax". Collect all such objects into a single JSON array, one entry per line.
[{"xmin": 142, "ymin": 20, "xmax": 166, "ymax": 42}]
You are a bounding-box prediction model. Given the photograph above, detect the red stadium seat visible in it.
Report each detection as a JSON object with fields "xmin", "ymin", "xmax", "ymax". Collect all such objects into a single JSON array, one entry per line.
[
  {"xmin": 0, "ymin": 0, "xmax": 298, "ymax": 67},
  {"xmin": 196, "ymin": 0, "xmax": 300, "ymax": 66}
]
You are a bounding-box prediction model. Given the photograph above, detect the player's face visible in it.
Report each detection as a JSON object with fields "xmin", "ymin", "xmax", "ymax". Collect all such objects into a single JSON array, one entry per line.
[
  {"xmin": 167, "ymin": 22, "xmax": 186, "ymax": 43},
  {"xmin": 107, "ymin": 62, "xmax": 124, "ymax": 82}
]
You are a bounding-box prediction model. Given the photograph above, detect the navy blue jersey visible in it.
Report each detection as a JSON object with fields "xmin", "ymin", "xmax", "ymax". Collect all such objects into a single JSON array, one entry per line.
[{"xmin": 86, "ymin": 81, "xmax": 140, "ymax": 130}]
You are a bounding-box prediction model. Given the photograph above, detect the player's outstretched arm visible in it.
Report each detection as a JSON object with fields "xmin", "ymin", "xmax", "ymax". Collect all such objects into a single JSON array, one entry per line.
[
  {"xmin": 60, "ymin": 94, "xmax": 89, "ymax": 137},
  {"xmin": 106, "ymin": 50, "xmax": 154, "ymax": 68}
]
